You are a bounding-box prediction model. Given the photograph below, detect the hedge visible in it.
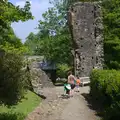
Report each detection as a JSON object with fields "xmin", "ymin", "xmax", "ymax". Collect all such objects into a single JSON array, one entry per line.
[{"xmin": 90, "ymin": 69, "xmax": 120, "ymax": 120}]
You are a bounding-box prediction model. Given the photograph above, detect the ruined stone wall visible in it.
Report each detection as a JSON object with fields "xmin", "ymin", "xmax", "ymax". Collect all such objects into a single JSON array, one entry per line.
[
  {"xmin": 25, "ymin": 56, "xmax": 54, "ymax": 95},
  {"xmin": 68, "ymin": 2, "xmax": 104, "ymax": 77}
]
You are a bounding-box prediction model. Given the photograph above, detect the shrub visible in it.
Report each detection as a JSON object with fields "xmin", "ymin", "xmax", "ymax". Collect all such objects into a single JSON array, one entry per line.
[
  {"xmin": 57, "ymin": 63, "xmax": 71, "ymax": 78},
  {"xmin": 90, "ymin": 69, "xmax": 120, "ymax": 120},
  {"xmin": 0, "ymin": 43, "xmax": 30, "ymax": 105}
]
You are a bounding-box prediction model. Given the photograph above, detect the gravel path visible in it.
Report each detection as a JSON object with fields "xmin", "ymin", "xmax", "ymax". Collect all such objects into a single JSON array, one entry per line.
[
  {"xmin": 61, "ymin": 87, "xmax": 101, "ymax": 120},
  {"xmin": 25, "ymin": 86, "xmax": 101, "ymax": 120}
]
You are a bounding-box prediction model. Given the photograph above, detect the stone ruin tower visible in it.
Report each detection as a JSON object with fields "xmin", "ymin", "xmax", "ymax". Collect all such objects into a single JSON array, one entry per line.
[{"xmin": 68, "ymin": 2, "xmax": 104, "ymax": 77}]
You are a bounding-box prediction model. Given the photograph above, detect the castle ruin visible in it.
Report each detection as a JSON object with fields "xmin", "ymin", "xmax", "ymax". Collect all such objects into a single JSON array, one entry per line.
[{"xmin": 68, "ymin": 2, "xmax": 104, "ymax": 77}]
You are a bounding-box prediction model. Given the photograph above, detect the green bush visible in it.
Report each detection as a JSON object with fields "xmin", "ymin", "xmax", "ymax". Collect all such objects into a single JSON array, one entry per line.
[
  {"xmin": 0, "ymin": 43, "xmax": 30, "ymax": 105},
  {"xmin": 57, "ymin": 64, "xmax": 71, "ymax": 78},
  {"xmin": 0, "ymin": 52, "xmax": 25, "ymax": 105},
  {"xmin": 90, "ymin": 69, "xmax": 120, "ymax": 120}
]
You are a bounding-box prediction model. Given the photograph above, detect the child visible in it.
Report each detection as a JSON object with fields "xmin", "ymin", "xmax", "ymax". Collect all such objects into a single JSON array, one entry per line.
[
  {"xmin": 64, "ymin": 83, "xmax": 71, "ymax": 95},
  {"xmin": 67, "ymin": 71, "xmax": 76, "ymax": 97},
  {"xmin": 75, "ymin": 76, "xmax": 81, "ymax": 92}
]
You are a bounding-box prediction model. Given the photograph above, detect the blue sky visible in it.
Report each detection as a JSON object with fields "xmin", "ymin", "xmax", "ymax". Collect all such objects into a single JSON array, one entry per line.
[{"xmin": 9, "ymin": 0, "xmax": 53, "ymax": 43}]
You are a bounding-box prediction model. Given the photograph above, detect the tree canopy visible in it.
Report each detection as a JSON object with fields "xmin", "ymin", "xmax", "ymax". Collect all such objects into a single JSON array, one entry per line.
[
  {"xmin": 0, "ymin": 0, "xmax": 33, "ymax": 46},
  {"xmin": 0, "ymin": 0, "xmax": 33, "ymax": 105},
  {"xmin": 102, "ymin": 0, "xmax": 120, "ymax": 69},
  {"xmin": 25, "ymin": 0, "xmax": 73, "ymax": 65},
  {"xmin": 24, "ymin": 32, "xmax": 38, "ymax": 55}
]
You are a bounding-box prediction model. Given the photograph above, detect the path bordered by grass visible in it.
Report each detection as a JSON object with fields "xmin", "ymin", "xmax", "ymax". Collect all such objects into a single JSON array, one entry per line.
[{"xmin": 0, "ymin": 90, "xmax": 41, "ymax": 120}]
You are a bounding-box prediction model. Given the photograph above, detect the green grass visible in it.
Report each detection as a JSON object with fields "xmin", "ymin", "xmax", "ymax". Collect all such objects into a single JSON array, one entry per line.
[{"xmin": 0, "ymin": 90, "xmax": 41, "ymax": 120}]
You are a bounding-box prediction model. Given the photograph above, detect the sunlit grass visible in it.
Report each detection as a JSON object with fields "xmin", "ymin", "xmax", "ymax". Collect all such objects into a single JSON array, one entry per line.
[{"xmin": 0, "ymin": 90, "xmax": 41, "ymax": 120}]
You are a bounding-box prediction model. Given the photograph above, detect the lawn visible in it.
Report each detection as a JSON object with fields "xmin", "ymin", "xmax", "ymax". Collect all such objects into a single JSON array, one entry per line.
[{"xmin": 0, "ymin": 90, "xmax": 41, "ymax": 120}]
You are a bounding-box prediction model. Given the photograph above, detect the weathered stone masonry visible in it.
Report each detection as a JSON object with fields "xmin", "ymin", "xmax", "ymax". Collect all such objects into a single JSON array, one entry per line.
[{"xmin": 68, "ymin": 2, "xmax": 104, "ymax": 77}]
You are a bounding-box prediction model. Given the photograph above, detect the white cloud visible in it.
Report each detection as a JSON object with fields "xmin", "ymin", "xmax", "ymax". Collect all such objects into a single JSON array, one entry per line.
[
  {"xmin": 11, "ymin": 0, "xmax": 53, "ymax": 43},
  {"xmin": 16, "ymin": 1, "xmax": 25, "ymax": 7}
]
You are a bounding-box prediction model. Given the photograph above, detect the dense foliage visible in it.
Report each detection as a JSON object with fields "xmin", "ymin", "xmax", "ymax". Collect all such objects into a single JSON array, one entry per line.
[
  {"xmin": 25, "ymin": 0, "xmax": 73, "ymax": 64},
  {"xmin": 90, "ymin": 69, "xmax": 120, "ymax": 120},
  {"xmin": 0, "ymin": 44, "xmax": 26, "ymax": 105},
  {"xmin": 24, "ymin": 0, "xmax": 75, "ymax": 78},
  {"xmin": 102, "ymin": 0, "xmax": 120, "ymax": 69},
  {"xmin": 24, "ymin": 32, "xmax": 38, "ymax": 55},
  {"xmin": 57, "ymin": 63, "xmax": 72, "ymax": 78},
  {"xmin": 0, "ymin": 0, "xmax": 33, "ymax": 105},
  {"xmin": 0, "ymin": 0, "xmax": 33, "ymax": 46},
  {"xmin": 35, "ymin": 30, "xmax": 72, "ymax": 64}
]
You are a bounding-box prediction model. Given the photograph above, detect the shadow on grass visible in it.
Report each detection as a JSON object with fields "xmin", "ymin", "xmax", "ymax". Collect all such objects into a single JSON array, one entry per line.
[
  {"xmin": 81, "ymin": 93, "xmax": 104, "ymax": 118},
  {"xmin": 0, "ymin": 113, "xmax": 25, "ymax": 120}
]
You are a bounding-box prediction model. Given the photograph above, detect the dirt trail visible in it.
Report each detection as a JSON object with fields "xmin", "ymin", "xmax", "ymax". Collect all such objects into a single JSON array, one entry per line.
[
  {"xmin": 25, "ymin": 86, "xmax": 101, "ymax": 120},
  {"xmin": 61, "ymin": 87, "xmax": 100, "ymax": 120}
]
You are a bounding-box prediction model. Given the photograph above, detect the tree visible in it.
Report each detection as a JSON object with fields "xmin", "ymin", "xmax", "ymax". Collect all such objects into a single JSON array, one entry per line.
[
  {"xmin": 0, "ymin": 0, "xmax": 33, "ymax": 105},
  {"xmin": 0, "ymin": 0, "xmax": 33, "ymax": 46},
  {"xmin": 24, "ymin": 32, "xmax": 38, "ymax": 55},
  {"xmin": 36, "ymin": 29, "xmax": 73, "ymax": 64},
  {"xmin": 6, "ymin": 27, "xmax": 23, "ymax": 47},
  {"xmin": 102, "ymin": 0, "xmax": 120, "ymax": 69},
  {"xmin": 35, "ymin": 0, "xmax": 73, "ymax": 65},
  {"xmin": 38, "ymin": 6, "xmax": 67, "ymax": 37}
]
